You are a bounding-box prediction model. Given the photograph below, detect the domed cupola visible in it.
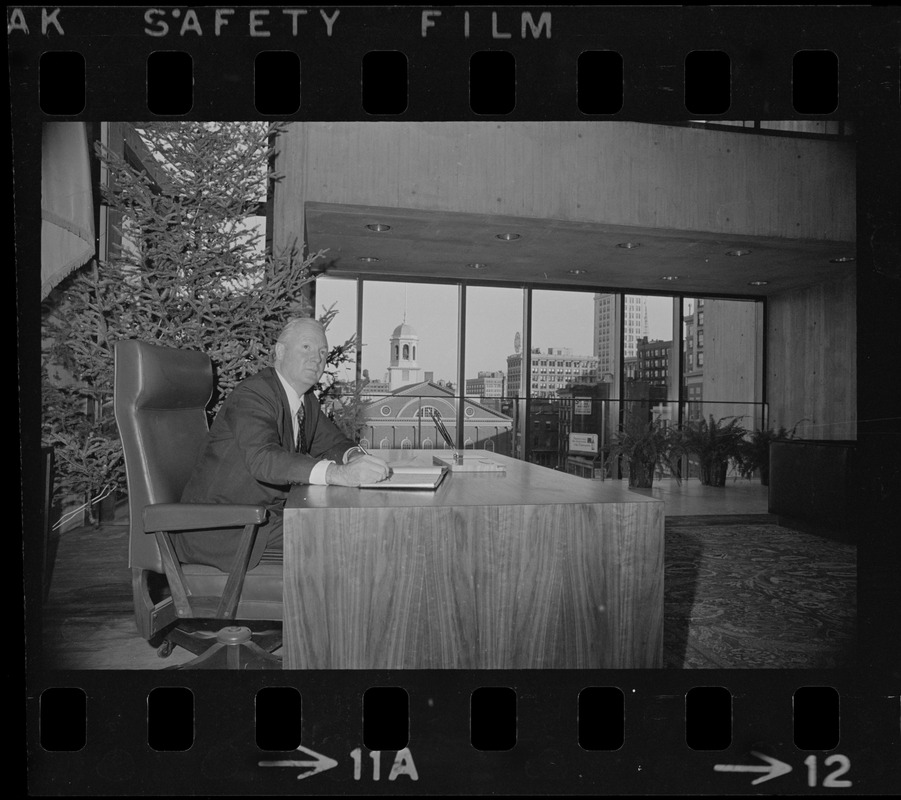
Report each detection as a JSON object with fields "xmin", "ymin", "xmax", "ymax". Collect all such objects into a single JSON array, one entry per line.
[{"xmin": 388, "ymin": 320, "xmax": 422, "ymax": 389}]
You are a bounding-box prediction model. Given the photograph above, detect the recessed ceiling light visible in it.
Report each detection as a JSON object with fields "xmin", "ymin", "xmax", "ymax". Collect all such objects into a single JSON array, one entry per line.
[
  {"xmin": 726, "ymin": 249, "xmax": 752, "ymax": 256},
  {"xmin": 466, "ymin": 262, "xmax": 487, "ymax": 269},
  {"xmin": 617, "ymin": 242, "xmax": 641, "ymax": 249},
  {"xmin": 358, "ymin": 256, "xmax": 380, "ymax": 262},
  {"xmin": 748, "ymin": 280, "xmax": 769, "ymax": 286},
  {"xmin": 568, "ymin": 268, "xmax": 589, "ymax": 275},
  {"xmin": 365, "ymin": 223, "xmax": 391, "ymax": 232},
  {"xmin": 496, "ymin": 233, "xmax": 521, "ymax": 241},
  {"xmin": 829, "ymin": 256, "xmax": 855, "ymax": 263}
]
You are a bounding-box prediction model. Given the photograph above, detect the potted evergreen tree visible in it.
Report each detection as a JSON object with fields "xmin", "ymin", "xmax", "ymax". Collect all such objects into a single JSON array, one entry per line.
[
  {"xmin": 41, "ymin": 122, "xmax": 359, "ymax": 526},
  {"xmin": 675, "ymin": 414, "xmax": 748, "ymax": 487}
]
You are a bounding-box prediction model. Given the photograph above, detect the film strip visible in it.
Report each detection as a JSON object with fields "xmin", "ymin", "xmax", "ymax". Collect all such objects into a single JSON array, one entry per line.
[{"xmin": 15, "ymin": 5, "xmax": 901, "ymax": 796}]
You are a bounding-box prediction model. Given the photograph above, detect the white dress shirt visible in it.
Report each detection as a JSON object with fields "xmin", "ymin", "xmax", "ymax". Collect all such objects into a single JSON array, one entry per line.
[{"xmin": 275, "ymin": 369, "xmax": 333, "ymax": 485}]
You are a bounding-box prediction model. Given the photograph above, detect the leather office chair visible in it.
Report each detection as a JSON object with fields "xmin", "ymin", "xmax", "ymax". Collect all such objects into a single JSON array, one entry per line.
[{"xmin": 114, "ymin": 339, "xmax": 283, "ymax": 669}]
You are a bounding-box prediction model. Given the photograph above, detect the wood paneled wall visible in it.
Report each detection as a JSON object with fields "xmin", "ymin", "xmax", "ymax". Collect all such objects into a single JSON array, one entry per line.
[
  {"xmin": 767, "ymin": 275, "xmax": 857, "ymax": 439},
  {"xmin": 272, "ymin": 121, "xmax": 855, "ymax": 252},
  {"xmin": 702, "ymin": 299, "xmax": 765, "ymax": 424}
]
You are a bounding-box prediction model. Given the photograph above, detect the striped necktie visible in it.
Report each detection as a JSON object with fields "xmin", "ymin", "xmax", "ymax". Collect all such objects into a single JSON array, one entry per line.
[{"xmin": 295, "ymin": 403, "xmax": 308, "ymax": 453}]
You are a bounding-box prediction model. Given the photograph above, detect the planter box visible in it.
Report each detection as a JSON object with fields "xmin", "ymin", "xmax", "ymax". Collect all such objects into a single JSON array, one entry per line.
[{"xmin": 769, "ymin": 439, "xmax": 859, "ymax": 535}]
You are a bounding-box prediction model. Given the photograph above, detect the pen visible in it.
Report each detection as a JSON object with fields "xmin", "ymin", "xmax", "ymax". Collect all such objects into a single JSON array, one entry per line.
[
  {"xmin": 355, "ymin": 443, "xmax": 392, "ymax": 478},
  {"xmin": 429, "ymin": 410, "xmax": 460, "ymax": 460}
]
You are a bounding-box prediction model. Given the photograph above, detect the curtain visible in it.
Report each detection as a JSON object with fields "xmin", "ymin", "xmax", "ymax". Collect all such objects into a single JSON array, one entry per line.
[{"xmin": 41, "ymin": 122, "xmax": 95, "ymax": 299}]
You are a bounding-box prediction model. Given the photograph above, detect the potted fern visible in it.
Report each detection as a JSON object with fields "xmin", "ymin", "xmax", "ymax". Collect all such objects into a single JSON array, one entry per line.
[
  {"xmin": 675, "ymin": 414, "xmax": 748, "ymax": 487},
  {"xmin": 606, "ymin": 414, "xmax": 680, "ymax": 489},
  {"xmin": 735, "ymin": 420, "xmax": 806, "ymax": 486}
]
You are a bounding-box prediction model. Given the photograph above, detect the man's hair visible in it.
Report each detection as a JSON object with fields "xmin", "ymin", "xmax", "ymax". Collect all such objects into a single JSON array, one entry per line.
[{"xmin": 276, "ymin": 316, "xmax": 325, "ymax": 348}]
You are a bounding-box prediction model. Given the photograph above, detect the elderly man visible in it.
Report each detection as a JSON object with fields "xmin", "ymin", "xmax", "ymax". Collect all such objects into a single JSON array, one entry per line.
[{"xmin": 175, "ymin": 317, "xmax": 389, "ymax": 571}]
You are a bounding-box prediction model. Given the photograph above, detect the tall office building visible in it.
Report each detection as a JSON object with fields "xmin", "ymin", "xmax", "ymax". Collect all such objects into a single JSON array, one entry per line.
[
  {"xmin": 682, "ymin": 298, "xmax": 705, "ymax": 420},
  {"xmin": 593, "ymin": 294, "xmax": 649, "ymax": 376}
]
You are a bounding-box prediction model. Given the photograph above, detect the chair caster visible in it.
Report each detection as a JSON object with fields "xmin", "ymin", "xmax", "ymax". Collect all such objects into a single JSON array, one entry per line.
[{"xmin": 157, "ymin": 640, "xmax": 176, "ymax": 658}]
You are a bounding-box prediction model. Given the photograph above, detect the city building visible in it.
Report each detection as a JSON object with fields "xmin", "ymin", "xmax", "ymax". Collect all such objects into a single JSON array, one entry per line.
[
  {"xmin": 635, "ymin": 336, "xmax": 674, "ymax": 390},
  {"xmin": 465, "ymin": 370, "xmax": 506, "ymax": 399},
  {"xmin": 358, "ymin": 381, "xmax": 514, "ymax": 453},
  {"xmin": 594, "ymin": 294, "xmax": 649, "ymax": 376},
  {"xmin": 358, "ymin": 373, "xmax": 390, "ymax": 400},
  {"xmin": 386, "ymin": 321, "xmax": 423, "ymax": 390},
  {"xmin": 506, "ymin": 347, "xmax": 599, "ymax": 399},
  {"xmin": 682, "ymin": 299, "xmax": 705, "ymax": 421},
  {"xmin": 358, "ymin": 319, "xmax": 513, "ymax": 451},
  {"xmin": 557, "ymin": 381, "xmax": 615, "ymax": 478}
]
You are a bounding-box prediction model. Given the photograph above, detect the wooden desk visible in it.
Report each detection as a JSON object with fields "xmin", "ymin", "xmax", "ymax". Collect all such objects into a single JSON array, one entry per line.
[{"xmin": 283, "ymin": 451, "xmax": 663, "ymax": 669}]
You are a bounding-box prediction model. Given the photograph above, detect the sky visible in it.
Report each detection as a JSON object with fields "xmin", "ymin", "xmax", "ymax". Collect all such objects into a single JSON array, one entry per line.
[{"xmin": 316, "ymin": 277, "xmax": 674, "ymax": 385}]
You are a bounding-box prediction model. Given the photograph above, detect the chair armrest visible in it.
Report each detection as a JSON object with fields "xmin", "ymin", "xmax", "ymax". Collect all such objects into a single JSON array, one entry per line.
[{"xmin": 144, "ymin": 503, "xmax": 267, "ymax": 533}]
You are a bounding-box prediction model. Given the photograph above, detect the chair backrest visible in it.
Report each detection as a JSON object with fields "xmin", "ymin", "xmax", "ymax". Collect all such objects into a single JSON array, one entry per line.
[
  {"xmin": 114, "ymin": 339, "xmax": 213, "ymax": 572},
  {"xmin": 41, "ymin": 446, "xmax": 55, "ymax": 603}
]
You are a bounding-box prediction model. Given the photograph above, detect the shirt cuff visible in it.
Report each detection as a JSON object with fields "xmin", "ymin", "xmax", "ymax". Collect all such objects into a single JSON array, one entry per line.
[{"xmin": 308, "ymin": 460, "xmax": 335, "ymax": 485}]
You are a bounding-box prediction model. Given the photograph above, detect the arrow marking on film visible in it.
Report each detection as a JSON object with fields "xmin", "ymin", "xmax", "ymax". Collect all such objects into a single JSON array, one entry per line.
[
  {"xmin": 713, "ymin": 751, "xmax": 793, "ymax": 785},
  {"xmin": 259, "ymin": 745, "xmax": 339, "ymax": 780}
]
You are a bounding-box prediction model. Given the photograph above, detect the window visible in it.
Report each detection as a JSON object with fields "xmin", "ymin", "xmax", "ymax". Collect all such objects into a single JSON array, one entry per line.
[
  {"xmin": 362, "ymin": 280, "xmax": 459, "ymax": 395},
  {"xmin": 322, "ymin": 280, "xmax": 763, "ymax": 466},
  {"xmin": 312, "ymin": 276, "xmax": 358, "ymax": 387}
]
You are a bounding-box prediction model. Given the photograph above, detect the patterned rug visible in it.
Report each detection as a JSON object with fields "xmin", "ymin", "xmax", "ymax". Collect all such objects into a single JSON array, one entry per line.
[{"xmin": 664, "ymin": 520, "xmax": 857, "ymax": 669}]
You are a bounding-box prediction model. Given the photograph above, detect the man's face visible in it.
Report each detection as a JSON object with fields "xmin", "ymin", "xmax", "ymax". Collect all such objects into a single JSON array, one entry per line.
[{"xmin": 276, "ymin": 323, "xmax": 329, "ymax": 395}]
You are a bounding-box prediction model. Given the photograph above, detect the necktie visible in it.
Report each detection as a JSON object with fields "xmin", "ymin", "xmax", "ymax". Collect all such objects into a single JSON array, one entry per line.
[{"xmin": 295, "ymin": 403, "xmax": 308, "ymax": 453}]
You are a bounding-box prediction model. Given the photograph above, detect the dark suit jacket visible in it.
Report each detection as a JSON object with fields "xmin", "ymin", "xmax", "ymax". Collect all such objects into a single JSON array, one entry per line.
[{"xmin": 175, "ymin": 366, "xmax": 355, "ymax": 571}]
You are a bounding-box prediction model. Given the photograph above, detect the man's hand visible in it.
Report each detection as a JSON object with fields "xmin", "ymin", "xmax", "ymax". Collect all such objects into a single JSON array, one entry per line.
[{"xmin": 326, "ymin": 455, "xmax": 390, "ymax": 487}]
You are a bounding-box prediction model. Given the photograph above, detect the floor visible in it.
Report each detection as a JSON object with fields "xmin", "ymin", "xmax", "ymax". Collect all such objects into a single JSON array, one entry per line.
[
  {"xmin": 622, "ymin": 476, "xmax": 769, "ymax": 516},
  {"xmin": 36, "ymin": 477, "xmax": 772, "ymax": 671}
]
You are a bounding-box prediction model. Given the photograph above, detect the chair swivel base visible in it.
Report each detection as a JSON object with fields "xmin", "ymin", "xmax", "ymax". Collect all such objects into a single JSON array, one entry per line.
[
  {"xmin": 166, "ymin": 626, "xmax": 282, "ymax": 670},
  {"xmin": 156, "ymin": 619, "xmax": 282, "ymax": 659}
]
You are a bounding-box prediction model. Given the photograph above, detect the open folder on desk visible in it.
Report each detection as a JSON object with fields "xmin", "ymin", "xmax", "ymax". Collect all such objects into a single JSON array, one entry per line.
[{"xmin": 359, "ymin": 464, "xmax": 448, "ymax": 490}]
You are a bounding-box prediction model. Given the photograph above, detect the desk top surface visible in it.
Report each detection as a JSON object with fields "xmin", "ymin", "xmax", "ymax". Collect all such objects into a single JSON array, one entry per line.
[{"xmin": 286, "ymin": 450, "xmax": 661, "ymax": 511}]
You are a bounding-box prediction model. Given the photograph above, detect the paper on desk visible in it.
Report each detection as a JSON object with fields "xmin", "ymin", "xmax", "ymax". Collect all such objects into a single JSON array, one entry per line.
[{"xmin": 358, "ymin": 464, "xmax": 447, "ymax": 490}]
